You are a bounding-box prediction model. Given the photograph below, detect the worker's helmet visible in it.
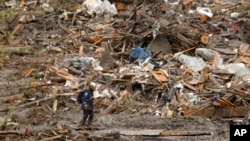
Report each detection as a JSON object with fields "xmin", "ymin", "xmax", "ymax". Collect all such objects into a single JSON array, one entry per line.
[{"xmin": 89, "ymin": 82, "xmax": 96, "ymax": 89}]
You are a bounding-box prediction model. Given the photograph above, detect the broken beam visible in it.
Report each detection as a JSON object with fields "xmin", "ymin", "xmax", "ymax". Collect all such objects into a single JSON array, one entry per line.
[
  {"xmin": 160, "ymin": 130, "xmax": 213, "ymax": 136},
  {"xmin": 190, "ymin": 106, "xmax": 250, "ymax": 118}
]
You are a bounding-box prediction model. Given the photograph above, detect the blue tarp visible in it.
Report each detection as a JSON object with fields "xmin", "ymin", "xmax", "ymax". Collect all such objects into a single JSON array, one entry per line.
[{"xmin": 129, "ymin": 47, "xmax": 151, "ymax": 63}]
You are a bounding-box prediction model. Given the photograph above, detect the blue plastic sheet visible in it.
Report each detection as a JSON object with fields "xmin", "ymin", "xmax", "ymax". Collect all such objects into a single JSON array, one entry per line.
[{"xmin": 129, "ymin": 47, "xmax": 151, "ymax": 63}]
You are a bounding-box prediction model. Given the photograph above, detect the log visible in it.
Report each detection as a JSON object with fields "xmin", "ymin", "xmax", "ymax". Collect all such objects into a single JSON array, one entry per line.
[
  {"xmin": 68, "ymin": 67, "xmax": 83, "ymax": 75},
  {"xmin": 160, "ymin": 130, "xmax": 213, "ymax": 136},
  {"xmin": 200, "ymin": 33, "xmax": 210, "ymax": 45},
  {"xmin": 48, "ymin": 76, "xmax": 65, "ymax": 83}
]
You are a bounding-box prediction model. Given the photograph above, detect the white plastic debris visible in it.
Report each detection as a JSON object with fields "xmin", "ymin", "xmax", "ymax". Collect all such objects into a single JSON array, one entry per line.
[
  {"xmin": 59, "ymin": 10, "xmax": 73, "ymax": 20},
  {"xmin": 145, "ymin": 62, "xmax": 155, "ymax": 72},
  {"xmin": 42, "ymin": 3, "xmax": 54, "ymax": 12},
  {"xmin": 195, "ymin": 48, "xmax": 217, "ymax": 61},
  {"xmin": 164, "ymin": 0, "xmax": 180, "ymax": 8},
  {"xmin": 226, "ymin": 81, "xmax": 232, "ymax": 88},
  {"xmin": 131, "ymin": 66, "xmax": 141, "ymax": 73},
  {"xmin": 140, "ymin": 57, "xmax": 151, "ymax": 67},
  {"xmin": 212, "ymin": 54, "xmax": 250, "ymax": 87},
  {"xmin": 94, "ymin": 66, "xmax": 104, "ymax": 71},
  {"xmin": 83, "ymin": 0, "xmax": 103, "ymax": 15},
  {"xmin": 83, "ymin": 0, "xmax": 118, "ymax": 16},
  {"xmin": 155, "ymin": 110, "xmax": 161, "ymax": 116},
  {"xmin": 103, "ymin": 0, "xmax": 117, "ymax": 15},
  {"xmin": 18, "ymin": 14, "xmax": 36, "ymax": 23},
  {"xmin": 6, "ymin": 122, "xmax": 19, "ymax": 126},
  {"xmin": 102, "ymin": 89, "xmax": 117, "ymax": 98},
  {"xmin": 230, "ymin": 12, "xmax": 240, "ymax": 18},
  {"xmin": 64, "ymin": 56, "xmax": 103, "ymax": 71},
  {"xmin": 64, "ymin": 80, "xmax": 73, "ymax": 87},
  {"xmin": 5, "ymin": 0, "xmax": 16, "ymax": 7},
  {"xmin": 101, "ymin": 89, "xmax": 110, "ymax": 98},
  {"xmin": 188, "ymin": 93, "xmax": 199, "ymax": 104},
  {"xmin": 221, "ymin": 9, "xmax": 228, "ymax": 12},
  {"xmin": 188, "ymin": 10, "xmax": 194, "ymax": 14},
  {"xmin": 27, "ymin": 97, "xmax": 36, "ymax": 101},
  {"xmin": 152, "ymin": 22, "xmax": 160, "ymax": 39},
  {"xmin": 175, "ymin": 83, "xmax": 184, "ymax": 97},
  {"xmin": 223, "ymin": 63, "xmax": 250, "ymax": 79},
  {"xmin": 196, "ymin": 7, "xmax": 213, "ymax": 18},
  {"xmin": 174, "ymin": 52, "xmax": 207, "ymax": 72},
  {"xmin": 93, "ymin": 91, "xmax": 103, "ymax": 98},
  {"xmin": 18, "ymin": 15, "xmax": 27, "ymax": 23}
]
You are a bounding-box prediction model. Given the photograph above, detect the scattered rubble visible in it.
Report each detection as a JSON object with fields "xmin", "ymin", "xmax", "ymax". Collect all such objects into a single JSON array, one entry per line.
[{"xmin": 0, "ymin": 0, "xmax": 249, "ymax": 140}]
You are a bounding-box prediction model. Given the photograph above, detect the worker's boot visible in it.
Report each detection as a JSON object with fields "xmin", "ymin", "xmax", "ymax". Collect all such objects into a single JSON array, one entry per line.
[
  {"xmin": 79, "ymin": 116, "xmax": 87, "ymax": 127},
  {"xmin": 80, "ymin": 110, "xmax": 89, "ymax": 126},
  {"xmin": 87, "ymin": 112, "xmax": 94, "ymax": 126}
]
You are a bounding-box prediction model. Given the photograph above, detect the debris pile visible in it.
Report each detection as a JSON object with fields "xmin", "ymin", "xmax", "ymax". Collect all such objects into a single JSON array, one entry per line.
[{"xmin": 0, "ymin": 0, "xmax": 249, "ymax": 140}]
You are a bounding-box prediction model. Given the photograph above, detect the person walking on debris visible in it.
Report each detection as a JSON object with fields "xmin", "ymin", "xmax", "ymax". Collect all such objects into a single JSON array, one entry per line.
[{"xmin": 77, "ymin": 82, "xmax": 96, "ymax": 126}]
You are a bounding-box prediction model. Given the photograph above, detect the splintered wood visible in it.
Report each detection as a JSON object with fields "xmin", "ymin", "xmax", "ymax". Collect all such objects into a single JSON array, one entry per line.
[
  {"xmin": 0, "ymin": 0, "xmax": 250, "ymax": 140},
  {"xmin": 102, "ymin": 90, "xmax": 131, "ymax": 114}
]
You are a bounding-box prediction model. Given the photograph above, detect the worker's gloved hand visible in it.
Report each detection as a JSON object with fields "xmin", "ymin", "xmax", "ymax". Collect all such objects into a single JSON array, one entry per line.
[{"xmin": 81, "ymin": 103, "xmax": 88, "ymax": 110}]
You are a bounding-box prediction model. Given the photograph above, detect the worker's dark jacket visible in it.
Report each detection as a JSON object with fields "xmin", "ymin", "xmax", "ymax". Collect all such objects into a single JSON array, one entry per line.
[{"xmin": 80, "ymin": 89, "xmax": 94, "ymax": 111}]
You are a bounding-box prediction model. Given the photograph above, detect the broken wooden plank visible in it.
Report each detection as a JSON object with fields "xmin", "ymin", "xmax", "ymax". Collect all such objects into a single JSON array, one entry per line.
[
  {"xmin": 191, "ymin": 106, "xmax": 250, "ymax": 118},
  {"xmin": 120, "ymin": 129, "xmax": 163, "ymax": 136},
  {"xmin": 52, "ymin": 99, "xmax": 58, "ymax": 114},
  {"xmin": 0, "ymin": 130, "xmax": 21, "ymax": 135},
  {"xmin": 160, "ymin": 130, "xmax": 213, "ymax": 136},
  {"xmin": 39, "ymin": 135, "xmax": 62, "ymax": 141},
  {"xmin": 152, "ymin": 69, "xmax": 168, "ymax": 84},
  {"xmin": 102, "ymin": 90, "xmax": 130, "ymax": 114}
]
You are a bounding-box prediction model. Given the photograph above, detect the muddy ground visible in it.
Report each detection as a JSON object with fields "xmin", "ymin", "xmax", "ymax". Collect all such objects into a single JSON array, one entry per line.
[
  {"xmin": 1, "ymin": 88, "xmax": 230, "ymax": 141},
  {"xmin": 0, "ymin": 62, "xmax": 230, "ymax": 140}
]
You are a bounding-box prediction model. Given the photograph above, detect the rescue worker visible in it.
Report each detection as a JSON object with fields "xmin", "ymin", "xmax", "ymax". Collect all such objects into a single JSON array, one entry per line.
[{"xmin": 79, "ymin": 82, "xmax": 96, "ymax": 126}]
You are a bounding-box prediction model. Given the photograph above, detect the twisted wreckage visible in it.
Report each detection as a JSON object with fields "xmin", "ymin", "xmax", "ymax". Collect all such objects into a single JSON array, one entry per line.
[{"xmin": 0, "ymin": 0, "xmax": 249, "ymax": 140}]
